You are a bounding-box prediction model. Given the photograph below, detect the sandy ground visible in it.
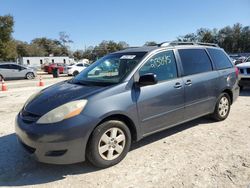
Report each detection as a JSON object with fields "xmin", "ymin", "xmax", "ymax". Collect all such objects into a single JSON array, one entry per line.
[{"xmin": 0, "ymin": 78, "xmax": 250, "ymax": 188}]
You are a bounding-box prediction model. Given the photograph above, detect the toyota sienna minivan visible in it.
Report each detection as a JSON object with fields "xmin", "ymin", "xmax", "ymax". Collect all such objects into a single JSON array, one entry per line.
[{"xmin": 16, "ymin": 42, "xmax": 239, "ymax": 168}]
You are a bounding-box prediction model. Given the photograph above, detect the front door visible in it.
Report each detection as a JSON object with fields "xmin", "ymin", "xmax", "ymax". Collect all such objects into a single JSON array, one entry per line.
[{"xmin": 136, "ymin": 50, "xmax": 185, "ymax": 135}]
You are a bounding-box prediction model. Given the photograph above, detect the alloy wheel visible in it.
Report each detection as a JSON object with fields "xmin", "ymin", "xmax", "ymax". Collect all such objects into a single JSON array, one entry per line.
[
  {"xmin": 218, "ymin": 96, "xmax": 229, "ymax": 117},
  {"xmin": 98, "ymin": 127, "xmax": 126, "ymax": 161}
]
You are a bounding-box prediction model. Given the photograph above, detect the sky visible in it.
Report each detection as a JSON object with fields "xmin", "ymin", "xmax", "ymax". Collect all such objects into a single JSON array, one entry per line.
[{"xmin": 0, "ymin": 0, "xmax": 250, "ymax": 50}]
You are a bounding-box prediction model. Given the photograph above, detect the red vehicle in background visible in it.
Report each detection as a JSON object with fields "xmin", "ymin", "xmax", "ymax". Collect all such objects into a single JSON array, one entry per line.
[{"xmin": 43, "ymin": 63, "xmax": 65, "ymax": 74}]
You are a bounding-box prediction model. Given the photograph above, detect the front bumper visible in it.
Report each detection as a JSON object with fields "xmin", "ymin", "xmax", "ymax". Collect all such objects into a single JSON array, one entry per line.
[{"xmin": 15, "ymin": 113, "xmax": 98, "ymax": 164}]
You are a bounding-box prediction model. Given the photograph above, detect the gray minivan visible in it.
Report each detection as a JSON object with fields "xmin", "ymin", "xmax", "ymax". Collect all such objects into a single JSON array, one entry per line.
[{"xmin": 16, "ymin": 42, "xmax": 239, "ymax": 168}]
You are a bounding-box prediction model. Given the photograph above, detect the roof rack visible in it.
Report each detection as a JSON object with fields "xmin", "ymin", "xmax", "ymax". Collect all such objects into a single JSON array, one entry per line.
[{"xmin": 158, "ymin": 41, "xmax": 219, "ymax": 47}]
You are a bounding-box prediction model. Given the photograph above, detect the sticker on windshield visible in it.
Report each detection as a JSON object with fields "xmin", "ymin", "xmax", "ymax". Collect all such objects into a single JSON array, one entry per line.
[{"xmin": 120, "ymin": 55, "xmax": 136, "ymax": 59}]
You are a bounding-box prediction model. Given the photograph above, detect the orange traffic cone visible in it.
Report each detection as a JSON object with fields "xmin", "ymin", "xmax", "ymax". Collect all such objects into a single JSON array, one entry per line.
[
  {"xmin": 38, "ymin": 76, "xmax": 45, "ymax": 87},
  {"xmin": 1, "ymin": 79, "xmax": 7, "ymax": 91}
]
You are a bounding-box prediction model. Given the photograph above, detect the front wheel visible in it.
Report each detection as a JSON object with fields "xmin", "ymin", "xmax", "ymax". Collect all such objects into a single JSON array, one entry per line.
[
  {"xmin": 26, "ymin": 72, "xmax": 35, "ymax": 80},
  {"xmin": 86, "ymin": 120, "xmax": 131, "ymax": 168},
  {"xmin": 211, "ymin": 93, "xmax": 231, "ymax": 121}
]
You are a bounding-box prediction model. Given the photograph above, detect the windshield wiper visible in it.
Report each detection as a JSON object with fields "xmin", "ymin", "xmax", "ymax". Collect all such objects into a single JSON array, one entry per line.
[{"xmin": 70, "ymin": 80, "xmax": 89, "ymax": 86}]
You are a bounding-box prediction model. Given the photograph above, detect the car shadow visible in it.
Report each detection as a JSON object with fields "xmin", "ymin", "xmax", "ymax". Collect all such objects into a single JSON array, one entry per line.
[{"xmin": 0, "ymin": 117, "xmax": 214, "ymax": 186}]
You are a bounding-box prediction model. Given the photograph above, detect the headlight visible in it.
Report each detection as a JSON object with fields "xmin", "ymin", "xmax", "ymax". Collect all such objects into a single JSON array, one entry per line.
[{"xmin": 37, "ymin": 100, "xmax": 87, "ymax": 124}]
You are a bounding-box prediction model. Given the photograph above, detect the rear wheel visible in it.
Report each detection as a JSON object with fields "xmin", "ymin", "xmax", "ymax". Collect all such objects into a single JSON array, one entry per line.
[
  {"xmin": 0, "ymin": 75, "xmax": 3, "ymax": 81},
  {"xmin": 26, "ymin": 72, "xmax": 34, "ymax": 80},
  {"xmin": 86, "ymin": 120, "xmax": 131, "ymax": 168},
  {"xmin": 211, "ymin": 93, "xmax": 231, "ymax": 121}
]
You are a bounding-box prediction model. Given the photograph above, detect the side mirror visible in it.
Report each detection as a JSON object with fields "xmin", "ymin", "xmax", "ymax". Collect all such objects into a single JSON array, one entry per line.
[{"xmin": 138, "ymin": 73, "xmax": 158, "ymax": 87}]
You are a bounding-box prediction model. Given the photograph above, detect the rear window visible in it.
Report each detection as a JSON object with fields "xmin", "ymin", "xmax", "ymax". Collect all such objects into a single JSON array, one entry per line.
[
  {"xmin": 178, "ymin": 49, "xmax": 213, "ymax": 76},
  {"xmin": 207, "ymin": 48, "xmax": 233, "ymax": 70}
]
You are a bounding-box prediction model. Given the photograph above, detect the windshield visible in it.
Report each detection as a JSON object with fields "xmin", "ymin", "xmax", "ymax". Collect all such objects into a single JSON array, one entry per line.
[{"xmin": 71, "ymin": 52, "xmax": 147, "ymax": 86}]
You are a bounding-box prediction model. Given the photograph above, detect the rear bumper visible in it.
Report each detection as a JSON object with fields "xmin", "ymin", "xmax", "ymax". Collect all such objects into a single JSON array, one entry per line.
[{"xmin": 15, "ymin": 113, "xmax": 98, "ymax": 164}]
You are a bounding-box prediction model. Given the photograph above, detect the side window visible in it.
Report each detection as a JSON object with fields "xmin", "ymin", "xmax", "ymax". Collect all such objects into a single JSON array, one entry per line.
[
  {"xmin": 0, "ymin": 64, "xmax": 10, "ymax": 69},
  {"xmin": 139, "ymin": 51, "xmax": 178, "ymax": 82},
  {"xmin": 77, "ymin": 63, "xmax": 83, "ymax": 67},
  {"xmin": 179, "ymin": 49, "xmax": 212, "ymax": 76},
  {"xmin": 207, "ymin": 48, "xmax": 233, "ymax": 69},
  {"xmin": 9, "ymin": 64, "xmax": 20, "ymax": 70}
]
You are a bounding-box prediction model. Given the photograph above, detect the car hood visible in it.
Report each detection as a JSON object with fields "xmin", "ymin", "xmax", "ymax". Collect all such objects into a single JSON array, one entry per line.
[
  {"xmin": 24, "ymin": 81, "xmax": 109, "ymax": 116},
  {"xmin": 237, "ymin": 62, "xmax": 250, "ymax": 68}
]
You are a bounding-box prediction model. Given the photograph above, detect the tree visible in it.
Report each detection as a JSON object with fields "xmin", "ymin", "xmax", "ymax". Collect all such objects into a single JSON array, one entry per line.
[
  {"xmin": 144, "ymin": 41, "xmax": 157, "ymax": 46},
  {"xmin": 73, "ymin": 50, "xmax": 84, "ymax": 61},
  {"xmin": 177, "ymin": 33, "xmax": 198, "ymax": 42},
  {"xmin": 59, "ymin": 32, "xmax": 73, "ymax": 56},
  {"xmin": 177, "ymin": 23, "xmax": 250, "ymax": 53},
  {"xmin": 0, "ymin": 15, "xmax": 16, "ymax": 61}
]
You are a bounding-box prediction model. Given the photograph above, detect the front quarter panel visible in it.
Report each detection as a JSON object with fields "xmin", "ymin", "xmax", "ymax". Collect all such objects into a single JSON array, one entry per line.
[{"xmin": 82, "ymin": 82, "xmax": 142, "ymax": 140}]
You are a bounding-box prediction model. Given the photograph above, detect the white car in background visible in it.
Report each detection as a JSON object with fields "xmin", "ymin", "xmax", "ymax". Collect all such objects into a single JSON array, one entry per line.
[
  {"xmin": 67, "ymin": 63, "xmax": 88, "ymax": 76},
  {"xmin": 237, "ymin": 56, "xmax": 250, "ymax": 90}
]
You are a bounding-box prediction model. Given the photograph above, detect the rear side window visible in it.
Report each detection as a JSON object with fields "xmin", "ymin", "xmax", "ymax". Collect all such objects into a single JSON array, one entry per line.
[
  {"xmin": 139, "ymin": 50, "xmax": 178, "ymax": 82},
  {"xmin": 207, "ymin": 48, "xmax": 233, "ymax": 70},
  {"xmin": 0, "ymin": 64, "xmax": 10, "ymax": 69},
  {"xmin": 179, "ymin": 49, "xmax": 212, "ymax": 76}
]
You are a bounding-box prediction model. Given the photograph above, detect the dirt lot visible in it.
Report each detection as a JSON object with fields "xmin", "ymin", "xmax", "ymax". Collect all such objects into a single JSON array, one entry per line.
[{"xmin": 0, "ymin": 77, "xmax": 250, "ymax": 188}]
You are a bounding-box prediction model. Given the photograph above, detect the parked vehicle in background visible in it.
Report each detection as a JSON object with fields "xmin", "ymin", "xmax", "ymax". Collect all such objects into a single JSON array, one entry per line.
[
  {"xmin": 0, "ymin": 63, "xmax": 36, "ymax": 81},
  {"xmin": 235, "ymin": 57, "xmax": 247, "ymax": 65},
  {"xmin": 229, "ymin": 54, "xmax": 247, "ymax": 65},
  {"xmin": 237, "ymin": 59, "xmax": 250, "ymax": 90},
  {"xmin": 43, "ymin": 63, "xmax": 65, "ymax": 74},
  {"xmin": 16, "ymin": 42, "xmax": 239, "ymax": 168},
  {"xmin": 244, "ymin": 56, "xmax": 250, "ymax": 63},
  {"xmin": 229, "ymin": 54, "xmax": 241, "ymax": 64},
  {"xmin": 67, "ymin": 63, "xmax": 88, "ymax": 76}
]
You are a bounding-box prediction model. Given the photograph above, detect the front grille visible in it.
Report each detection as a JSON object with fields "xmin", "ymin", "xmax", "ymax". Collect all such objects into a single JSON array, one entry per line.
[
  {"xmin": 247, "ymin": 68, "xmax": 250, "ymax": 74},
  {"xmin": 20, "ymin": 109, "xmax": 41, "ymax": 123}
]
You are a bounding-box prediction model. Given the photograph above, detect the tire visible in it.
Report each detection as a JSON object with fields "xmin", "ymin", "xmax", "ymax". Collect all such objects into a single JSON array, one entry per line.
[
  {"xmin": 0, "ymin": 75, "xmax": 3, "ymax": 81},
  {"xmin": 211, "ymin": 92, "xmax": 231, "ymax": 121},
  {"xmin": 26, "ymin": 72, "xmax": 34, "ymax": 80},
  {"xmin": 73, "ymin": 71, "xmax": 79, "ymax": 77},
  {"xmin": 86, "ymin": 120, "xmax": 131, "ymax": 168}
]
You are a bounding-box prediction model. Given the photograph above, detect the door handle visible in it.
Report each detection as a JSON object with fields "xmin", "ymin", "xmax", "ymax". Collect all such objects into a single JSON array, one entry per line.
[
  {"xmin": 174, "ymin": 82, "xmax": 182, "ymax": 89},
  {"xmin": 185, "ymin": 80, "xmax": 192, "ymax": 86}
]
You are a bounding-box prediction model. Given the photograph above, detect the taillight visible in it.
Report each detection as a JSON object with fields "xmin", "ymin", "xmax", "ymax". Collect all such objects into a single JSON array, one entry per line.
[{"xmin": 235, "ymin": 67, "xmax": 239, "ymax": 77}]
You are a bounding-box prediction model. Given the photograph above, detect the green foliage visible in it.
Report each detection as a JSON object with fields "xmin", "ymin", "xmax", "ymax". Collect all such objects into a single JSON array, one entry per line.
[
  {"xmin": 78, "ymin": 40, "xmax": 129, "ymax": 62},
  {"xmin": 177, "ymin": 23, "xmax": 250, "ymax": 53},
  {"xmin": 144, "ymin": 41, "xmax": 158, "ymax": 46},
  {"xmin": 0, "ymin": 15, "xmax": 16, "ymax": 61}
]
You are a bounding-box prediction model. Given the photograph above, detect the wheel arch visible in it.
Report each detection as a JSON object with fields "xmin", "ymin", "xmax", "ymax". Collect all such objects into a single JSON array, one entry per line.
[{"xmin": 87, "ymin": 113, "xmax": 139, "ymax": 147}]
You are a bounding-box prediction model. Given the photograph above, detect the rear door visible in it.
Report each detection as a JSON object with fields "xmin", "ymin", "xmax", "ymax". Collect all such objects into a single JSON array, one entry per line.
[
  {"xmin": 177, "ymin": 48, "xmax": 219, "ymax": 120},
  {"xmin": 136, "ymin": 50, "xmax": 185, "ymax": 135},
  {"xmin": 9, "ymin": 64, "xmax": 24, "ymax": 78},
  {"xmin": 0, "ymin": 64, "xmax": 11, "ymax": 78}
]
